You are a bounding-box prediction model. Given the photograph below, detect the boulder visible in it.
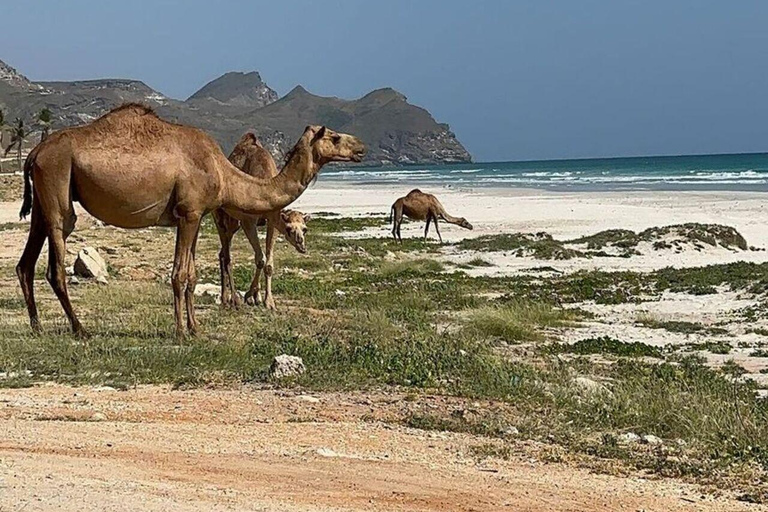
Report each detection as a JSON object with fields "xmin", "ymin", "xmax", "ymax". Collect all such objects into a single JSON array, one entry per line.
[
  {"xmin": 269, "ymin": 354, "xmax": 305, "ymax": 379},
  {"xmin": 74, "ymin": 247, "xmax": 108, "ymax": 280},
  {"xmin": 194, "ymin": 283, "xmax": 222, "ymax": 304}
]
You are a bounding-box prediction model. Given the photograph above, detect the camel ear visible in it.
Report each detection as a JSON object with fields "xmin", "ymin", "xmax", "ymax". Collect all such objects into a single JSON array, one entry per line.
[
  {"xmin": 310, "ymin": 126, "xmax": 327, "ymax": 145},
  {"xmin": 302, "ymin": 213, "xmax": 312, "ymax": 223}
]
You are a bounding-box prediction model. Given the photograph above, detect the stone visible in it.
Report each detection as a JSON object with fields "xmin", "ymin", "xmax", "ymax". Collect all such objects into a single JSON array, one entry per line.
[
  {"xmin": 296, "ymin": 395, "xmax": 320, "ymax": 404},
  {"xmin": 641, "ymin": 434, "xmax": 663, "ymax": 446},
  {"xmin": 503, "ymin": 426, "xmax": 520, "ymax": 437},
  {"xmin": 74, "ymin": 247, "xmax": 108, "ymax": 280},
  {"xmin": 617, "ymin": 432, "xmax": 641, "ymax": 444},
  {"xmin": 96, "ymin": 275, "xmax": 108, "ymax": 285},
  {"xmin": 69, "ymin": 276, "xmax": 80, "ymax": 285},
  {"xmin": 91, "ymin": 412, "xmax": 107, "ymax": 422},
  {"xmin": 194, "ymin": 283, "xmax": 221, "ymax": 304},
  {"xmin": 269, "ymin": 354, "xmax": 305, "ymax": 379}
]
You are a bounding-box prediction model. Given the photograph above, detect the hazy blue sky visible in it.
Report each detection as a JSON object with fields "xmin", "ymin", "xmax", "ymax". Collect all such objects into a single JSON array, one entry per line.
[{"xmin": 2, "ymin": 1, "xmax": 767, "ymax": 161}]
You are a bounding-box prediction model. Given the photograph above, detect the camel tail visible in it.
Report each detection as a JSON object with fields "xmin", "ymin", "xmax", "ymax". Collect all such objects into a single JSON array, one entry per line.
[
  {"xmin": 19, "ymin": 151, "xmax": 35, "ymax": 220},
  {"xmin": 388, "ymin": 205, "xmax": 394, "ymax": 224}
]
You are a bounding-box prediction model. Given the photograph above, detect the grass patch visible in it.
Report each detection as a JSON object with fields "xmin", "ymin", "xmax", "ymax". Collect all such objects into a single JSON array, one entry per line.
[
  {"xmin": 465, "ymin": 302, "xmax": 575, "ymax": 343},
  {"xmin": 455, "ymin": 233, "xmax": 583, "ymax": 260},
  {"xmin": 548, "ymin": 336, "xmax": 662, "ymax": 358},
  {"xmin": 637, "ymin": 317, "xmax": 730, "ymax": 336}
]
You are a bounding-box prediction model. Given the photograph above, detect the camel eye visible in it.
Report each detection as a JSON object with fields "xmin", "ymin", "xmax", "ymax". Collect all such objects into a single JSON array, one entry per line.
[{"xmin": 332, "ymin": 135, "xmax": 341, "ymax": 144}]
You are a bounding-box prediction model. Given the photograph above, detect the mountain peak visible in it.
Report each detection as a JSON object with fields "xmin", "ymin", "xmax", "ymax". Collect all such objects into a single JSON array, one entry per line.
[
  {"xmin": 187, "ymin": 70, "xmax": 277, "ymax": 107},
  {"xmin": 0, "ymin": 58, "xmax": 40, "ymax": 90}
]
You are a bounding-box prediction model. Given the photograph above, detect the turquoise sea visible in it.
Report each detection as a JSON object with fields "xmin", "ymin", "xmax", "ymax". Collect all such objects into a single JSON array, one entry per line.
[{"xmin": 324, "ymin": 153, "xmax": 768, "ymax": 191}]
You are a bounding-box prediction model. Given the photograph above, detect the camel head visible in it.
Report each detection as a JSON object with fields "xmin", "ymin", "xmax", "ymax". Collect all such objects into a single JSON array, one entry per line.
[
  {"xmin": 305, "ymin": 125, "xmax": 366, "ymax": 164},
  {"xmin": 280, "ymin": 209, "xmax": 311, "ymax": 254},
  {"xmin": 457, "ymin": 218, "xmax": 474, "ymax": 230}
]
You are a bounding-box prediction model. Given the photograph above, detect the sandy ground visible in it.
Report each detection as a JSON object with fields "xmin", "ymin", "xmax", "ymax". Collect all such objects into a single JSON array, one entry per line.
[{"xmin": 1, "ymin": 384, "xmax": 763, "ymax": 512}]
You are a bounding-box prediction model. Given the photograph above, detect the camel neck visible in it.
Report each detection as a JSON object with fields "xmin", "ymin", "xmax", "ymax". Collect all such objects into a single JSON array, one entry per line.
[
  {"xmin": 440, "ymin": 211, "xmax": 463, "ymax": 224},
  {"xmin": 221, "ymin": 143, "xmax": 317, "ymax": 215}
]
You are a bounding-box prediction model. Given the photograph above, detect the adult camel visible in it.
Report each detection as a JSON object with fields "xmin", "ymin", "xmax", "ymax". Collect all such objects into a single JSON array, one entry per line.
[
  {"xmin": 389, "ymin": 189, "xmax": 473, "ymax": 243},
  {"xmin": 214, "ymin": 132, "xmax": 311, "ymax": 309},
  {"xmin": 17, "ymin": 104, "xmax": 365, "ymax": 336}
]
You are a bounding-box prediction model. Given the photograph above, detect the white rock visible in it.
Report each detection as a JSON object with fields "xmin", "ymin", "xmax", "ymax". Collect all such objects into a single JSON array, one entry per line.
[
  {"xmin": 69, "ymin": 276, "xmax": 80, "ymax": 285},
  {"xmin": 296, "ymin": 395, "xmax": 320, "ymax": 403},
  {"xmin": 617, "ymin": 432, "xmax": 641, "ymax": 444},
  {"xmin": 193, "ymin": 283, "xmax": 221, "ymax": 304},
  {"xmin": 65, "ymin": 265, "xmax": 75, "ymax": 276},
  {"xmin": 269, "ymin": 354, "xmax": 305, "ymax": 379},
  {"xmin": 641, "ymin": 434, "xmax": 663, "ymax": 446},
  {"xmin": 335, "ymin": 289, "xmax": 346, "ymax": 297},
  {"xmin": 316, "ymin": 447, "xmax": 340, "ymax": 458},
  {"xmin": 503, "ymin": 426, "xmax": 520, "ymax": 437},
  {"xmin": 91, "ymin": 412, "xmax": 107, "ymax": 422},
  {"xmin": 96, "ymin": 275, "xmax": 108, "ymax": 285},
  {"xmin": 74, "ymin": 247, "xmax": 108, "ymax": 280}
]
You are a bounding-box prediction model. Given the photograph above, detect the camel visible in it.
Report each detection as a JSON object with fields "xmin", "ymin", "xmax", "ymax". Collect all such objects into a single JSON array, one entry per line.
[
  {"xmin": 389, "ymin": 189, "xmax": 473, "ymax": 243},
  {"xmin": 214, "ymin": 133, "xmax": 311, "ymax": 310},
  {"xmin": 16, "ymin": 104, "xmax": 365, "ymax": 336}
]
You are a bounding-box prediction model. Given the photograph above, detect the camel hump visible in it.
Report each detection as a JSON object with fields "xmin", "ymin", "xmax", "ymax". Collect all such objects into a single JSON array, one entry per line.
[
  {"xmin": 103, "ymin": 103, "xmax": 157, "ymax": 118},
  {"xmin": 236, "ymin": 132, "xmax": 262, "ymax": 147},
  {"xmin": 407, "ymin": 188, "xmax": 423, "ymax": 196}
]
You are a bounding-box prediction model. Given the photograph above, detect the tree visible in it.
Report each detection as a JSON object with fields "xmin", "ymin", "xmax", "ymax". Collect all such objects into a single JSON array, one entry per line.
[
  {"xmin": 4, "ymin": 117, "xmax": 26, "ymax": 172},
  {"xmin": 0, "ymin": 109, "xmax": 5, "ymax": 173},
  {"xmin": 38, "ymin": 107, "xmax": 52, "ymax": 141}
]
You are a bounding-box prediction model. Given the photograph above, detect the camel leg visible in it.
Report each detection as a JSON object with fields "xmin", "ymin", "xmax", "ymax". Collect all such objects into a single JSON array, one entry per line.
[
  {"xmin": 433, "ymin": 215, "xmax": 443, "ymax": 244},
  {"xmin": 213, "ymin": 210, "xmax": 241, "ymax": 308},
  {"xmin": 262, "ymin": 215, "xmax": 277, "ymax": 311},
  {"xmin": 45, "ymin": 209, "xmax": 84, "ymax": 336},
  {"xmin": 241, "ymin": 219, "xmax": 265, "ymax": 306},
  {"xmin": 424, "ymin": 216, "xmax": 432, "ymax": 241},
  {"xmin": 16, "ymin": 198, "xmax": 47, "ymax": 331},
  {"xmin": 171, "ymin": 218, "xmax": 201, "ymax": 337},
  {"xmin": 184, "ymin": 229, "xmax": 200, "ymax": 334}
]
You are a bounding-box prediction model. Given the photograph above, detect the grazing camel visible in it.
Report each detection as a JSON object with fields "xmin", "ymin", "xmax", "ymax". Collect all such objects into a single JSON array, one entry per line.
[
  {"xmin": 214, "ymin": 133, "xmax": 311, "ymax": 310},
  {"xmin": 17, "ymin": 104, "xmax": 365, "ymax": 336},
  {"xmin": 390, "ymin": 189, "xmax": 473, "ymax": 243}
]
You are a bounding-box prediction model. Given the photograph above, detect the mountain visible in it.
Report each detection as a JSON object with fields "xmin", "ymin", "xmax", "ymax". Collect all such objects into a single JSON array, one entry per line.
[
  {"xmin": 0, "ymin": 59, "xmax": 471, "ymax": 164},
  {"xmin": 186, "ymin": 71, "xmax": 277, "ymax": 108}
]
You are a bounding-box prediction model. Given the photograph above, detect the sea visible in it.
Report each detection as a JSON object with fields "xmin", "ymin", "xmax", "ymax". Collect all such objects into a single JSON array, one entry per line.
[{"xmin": 323, "ymin": 153, "xmax": 768, "ymax": 192}]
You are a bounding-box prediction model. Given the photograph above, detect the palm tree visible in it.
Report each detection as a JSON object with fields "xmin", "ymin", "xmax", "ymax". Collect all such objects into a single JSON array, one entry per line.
[
  {"xmin": 38, "ymin": 107, "xmax": 52, "ymax": 141},
  {"xmin": 4, "ymin": 118, "xmax": 26, "ymax": 172},
  {"xmin": 0, "ymin": 109, "xmax": 5, "ymax": 173}
]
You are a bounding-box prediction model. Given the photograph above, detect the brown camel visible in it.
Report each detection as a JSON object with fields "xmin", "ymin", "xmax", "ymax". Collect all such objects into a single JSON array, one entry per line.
[
  {"xmin": 390, "ymin": 189, "xmax": 473, "ymax": 243},
  {"xmin": 213, "ymin": 133, "xmax": 311, "ymax": 310},
  {"xmin": 17, "ymin": 104, "xmax": 365, "ymax": 336}
]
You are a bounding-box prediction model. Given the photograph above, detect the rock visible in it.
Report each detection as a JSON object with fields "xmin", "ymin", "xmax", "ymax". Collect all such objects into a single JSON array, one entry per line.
[
  {"xmin": 65, "ymin": 265, "xmax": 75, "ymax": 276},
  {"xmin": 194, "ymin": 283, "xmax": 221, "ymax": 304},
  {"xmin": 335, "ymin": 289, "xmax": 346, "ymax": 297},
  {"xmin": 96, "ymin": 275, "xmax": 108, "ymax": 285},
  {"xmin": 503, "ymin": 426, "xmax": 520, "ymax": 437},
  {"xmin": 573, "ymin": 376, "xmax": 612, "ymax": 397},
  {"xmin": 74, "ymin": 247, "xmax": 108, "ymax": 280},
  {"xmin": 296, "ymin": 395, "xmax": 320, "ymax": 404},
  {"xmin": 641, "ymin": 434, "xmax": 663, "ymax": 446},
  {"xmin": 617, "ymin": 432, "xmax": 641, "ymax": 444},
  {"xmin": 91, "ymin": 412, "xmax": 107, "ymax": 422},
  {"xmin": 384, "ymin": 251, "xmax": 397, "ymax": 262},
  {"xmin": 269, "ymin": 354, "xmax": 305, "ymax": 379},
  {"xmin": 316, "ymin": 447, "xmax": 341, "ymax": 458},
  {"xmin": 69, "ymin": 276, "xmax": 80, "ymax": 285}
]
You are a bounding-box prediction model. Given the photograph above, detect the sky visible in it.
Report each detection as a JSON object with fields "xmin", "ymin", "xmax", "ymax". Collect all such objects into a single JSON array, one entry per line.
[{"xmin": 2, "ymin": 0, "xmax": 767, "ymax": 162}]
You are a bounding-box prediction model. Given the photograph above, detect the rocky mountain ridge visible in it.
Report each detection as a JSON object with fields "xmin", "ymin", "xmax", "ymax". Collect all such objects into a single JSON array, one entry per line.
[{"xmin": 0, "ymin": 59, "xmax": 471, "ymax": 164}]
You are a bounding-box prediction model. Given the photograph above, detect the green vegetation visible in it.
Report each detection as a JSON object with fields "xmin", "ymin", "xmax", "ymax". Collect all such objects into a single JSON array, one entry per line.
[
  {"xmin": 455, "ymin": 232, "xmax": 583, "ymax": 259},
  {"xmin": 465, "ymin": 302, "xmax": 576, "ymax": 343},
  {"xmin": 1, "ymin": 214, "xmax": 767, "ymax": 498},
  {"xmin": 636, "ymin": 317, "xmax": 730, "ymax": 336},
  {"xmin": 548, "ymin": 336, "xmax": 662, "ymax": 358}
]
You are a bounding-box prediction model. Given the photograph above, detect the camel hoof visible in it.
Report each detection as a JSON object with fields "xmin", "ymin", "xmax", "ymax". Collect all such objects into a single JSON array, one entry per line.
[
  {"xmin": 264, "ymin": 298, "xmax": 277, "ymax": 311},
  {"xmin": 244, "ymin": 292, "xmax": 262, "ymax": 307}
]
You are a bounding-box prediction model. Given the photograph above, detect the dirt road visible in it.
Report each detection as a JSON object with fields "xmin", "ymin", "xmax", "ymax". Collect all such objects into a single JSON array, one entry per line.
[{"xmin": 0, "ymin": 385, "xmax": 761, "ymax": 512}]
